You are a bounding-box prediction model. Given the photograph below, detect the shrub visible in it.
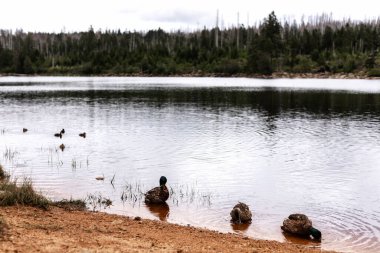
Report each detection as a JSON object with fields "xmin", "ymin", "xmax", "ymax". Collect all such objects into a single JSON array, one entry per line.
[
  {"xmin": 368, "ymin": 68, "xmax": 380, "ymax": 77},
  {"xmin": 0, "ymin": 178, "xmax": 49, "ymax": 210}
]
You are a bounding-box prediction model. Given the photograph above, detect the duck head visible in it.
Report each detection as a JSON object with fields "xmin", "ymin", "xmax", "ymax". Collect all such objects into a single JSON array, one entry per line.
[
  {"xmin": 309, "ymin": 227, "xmax": 322, "ymax": 241},
  {"xmin": 159, "ymin": 176, "xmax": 167, "ymax": 186}
]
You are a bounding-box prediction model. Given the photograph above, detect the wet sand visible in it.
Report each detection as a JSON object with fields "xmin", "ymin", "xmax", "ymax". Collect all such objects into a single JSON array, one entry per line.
[{"xmin": 0, "ymin": 206, "xmax": 337, "ymax": 253}]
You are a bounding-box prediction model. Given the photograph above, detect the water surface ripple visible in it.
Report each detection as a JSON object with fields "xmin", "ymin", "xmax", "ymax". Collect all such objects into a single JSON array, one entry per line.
[{"xmin": 1, "ymin": 77, "xmax": 380, "ymax": 252}]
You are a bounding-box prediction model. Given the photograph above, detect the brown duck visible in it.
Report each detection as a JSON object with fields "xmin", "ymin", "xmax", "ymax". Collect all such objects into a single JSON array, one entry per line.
[
  {"xmin": 145, "ymin": 176, "xmax": 169, "ymax": 204},
  {"xmin": 230, "ymin": 202, "xmax": 252, "ymax": 223},
  {"xmin": 281, "ymin": 213, "xmax": 322, "ymax": 241}
]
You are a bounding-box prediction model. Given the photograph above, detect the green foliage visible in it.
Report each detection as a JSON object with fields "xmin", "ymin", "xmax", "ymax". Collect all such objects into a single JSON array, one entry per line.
[
  {"xmin": 214, "ymin": 59, "xmax": 244, "ymax": 75},
  {"xmin": 368, "ymin": 68, "xmax": 380, "ymax": 77},
  {"xmin": 0, "ymin": 13, "xmax": 380, "ymax": 76},
  {"xmin": 0, "ymin": 178, "xmax": 49, "ymax": 210},
  {"xmin": 292, "ymin": 55, "xmax": 317, "ymax": 73}
]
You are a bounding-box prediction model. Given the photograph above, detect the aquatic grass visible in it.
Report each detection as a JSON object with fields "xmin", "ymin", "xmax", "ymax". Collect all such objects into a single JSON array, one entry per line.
[
  {"xmin": 45, "ymin": 146, "xmax": 63, "ymax": 168},
  {"xmin": 86, "ymin": 193, "xmax": 112, "ymax": 211},
  {"xmin": 169, "ymin": 183, "xmax": 213, "ymax": 207},
  {"xmin": 120, "ymin": 181, "xmax": 213, "ymax": 207},
  {"xmin": 52, "ymin": 198, "xmax": 87, "ymax": 211},
  {"xmin": 71, "ymin": 158, "xmax": 77, "ymax": 169},
  {"xmin": 121, "ymin": 181, "xmax": 145, "ymax": 205},
  {"xmin": 0, "ymin": 177, "xmax": 49, "ymax": 210},
  {"xmin": 3, "ymin": 146, "xmax": 18, "ymax": 162},
  {"xmin": 110, "ymin": 174, "xmax": 115, "ymax": 187},
  {"xmin": 71, "ymin": 157, "xmax": 84, "ymax": 170}
]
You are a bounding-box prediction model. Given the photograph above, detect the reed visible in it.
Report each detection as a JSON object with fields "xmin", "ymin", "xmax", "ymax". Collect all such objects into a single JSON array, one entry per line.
[
  {"xmin": 86, "ymin": 193, "xmax": 112, "ymax": 211},
  {"xmin": 3, "ymin": 146, "xmax": 18, "ymax": 162},
  {"xmin": 120, "ymin": 181, "xmax": 213, "ymax": 206}
]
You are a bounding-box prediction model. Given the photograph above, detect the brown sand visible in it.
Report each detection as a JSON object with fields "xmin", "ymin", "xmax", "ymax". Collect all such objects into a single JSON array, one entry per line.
[{"xmin": 0, "ymin": 206, "xmax": 337, "ymax": 253}]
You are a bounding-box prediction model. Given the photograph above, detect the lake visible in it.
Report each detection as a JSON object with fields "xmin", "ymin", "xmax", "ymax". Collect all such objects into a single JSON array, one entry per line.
[{"xmin": 1, "ymin": 76, "xmax": 380, "ymax": 252}]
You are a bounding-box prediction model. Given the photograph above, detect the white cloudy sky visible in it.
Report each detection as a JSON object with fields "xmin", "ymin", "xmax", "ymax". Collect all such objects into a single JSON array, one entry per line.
[{"xmin": 1, "ymin": 0, "xmax": 380, "ymax": 32}]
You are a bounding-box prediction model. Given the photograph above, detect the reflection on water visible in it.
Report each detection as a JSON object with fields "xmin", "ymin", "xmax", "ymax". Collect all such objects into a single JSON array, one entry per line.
[
  {"xmin": 1, "ymin": 77, "xmax": 380, "ymax": 253},
  {"xmin": 146, "ymin": 203, "xmax": 170, "ymax": 221},
  {"xmin": 282, "ymin": 232, "xmax": 322, "ymax": 247},
  {"xmin": 231, "ymin": 222, "xmax": 251, "ymax": 233}
]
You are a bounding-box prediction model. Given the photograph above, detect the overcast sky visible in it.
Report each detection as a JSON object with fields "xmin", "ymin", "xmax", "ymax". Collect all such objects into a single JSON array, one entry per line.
[{"xmin": 1, "ymin": 0, "xmax": 380, "ymax": 32}]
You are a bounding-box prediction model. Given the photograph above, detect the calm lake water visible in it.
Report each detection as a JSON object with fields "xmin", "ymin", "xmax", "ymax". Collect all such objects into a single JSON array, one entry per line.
[{"xmin": 1, "ymin": 76, "xmax": 380, "ymax": 252}]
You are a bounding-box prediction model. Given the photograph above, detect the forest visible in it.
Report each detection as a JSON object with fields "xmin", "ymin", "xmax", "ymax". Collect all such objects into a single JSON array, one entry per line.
[{"xmin": 1, "ymin": 12, "xmax": 380, "ymax": 76}]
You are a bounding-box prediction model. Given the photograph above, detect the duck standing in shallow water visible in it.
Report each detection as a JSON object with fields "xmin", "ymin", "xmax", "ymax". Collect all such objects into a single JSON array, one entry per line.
[
  {"xmin": 281, "ymin": 213, "xmax": 321, "ymax": 241},
  {"xmin": 230, "ymin": 202, "xmax": 252, "ymax": 223},
  {"xmin": 145, "ymin": 176, "xmax": 169, "ymax": 204}
]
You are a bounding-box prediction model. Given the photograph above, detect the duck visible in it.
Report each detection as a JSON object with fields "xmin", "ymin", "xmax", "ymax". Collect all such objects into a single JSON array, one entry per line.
[
  {"xmin": 54, "ymin": 132, "xmax": 62, "ymax": 138},
  {"xmin": 79, "ymin": 132, "xmax": 86, "ymax": 138},
  {"xmin": 144, "ymin": 176, "xmax": 169, "ymax": 204},
  {"xmin": 281, "ymin": 213, "xmax": 321, "ymax": 241},
  {"xmin": 59, "ymin": 144, "xmax": 65, "ymax": 151},
  {"xmin": 60, "ymin": 129, "xmax": 65, "ymax": 134},
  {"xmin": 230, "ymin": 202, "xmax": 252, "ymax": 223},
  {"xmin": 22, "ymin": 128, "xmax": 28, "ymax": 133}
]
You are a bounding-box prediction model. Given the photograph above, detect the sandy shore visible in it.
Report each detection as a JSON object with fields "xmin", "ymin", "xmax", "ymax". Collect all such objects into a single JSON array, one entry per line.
[{"xmin": 0, "ymin": 206, "xmax": 337, "ymax": 253}]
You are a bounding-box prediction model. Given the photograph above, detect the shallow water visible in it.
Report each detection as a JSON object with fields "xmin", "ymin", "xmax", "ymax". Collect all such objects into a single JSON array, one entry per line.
[{"xmin": 1, "ymin": 77, "xmax": 380, "ymax": 252}]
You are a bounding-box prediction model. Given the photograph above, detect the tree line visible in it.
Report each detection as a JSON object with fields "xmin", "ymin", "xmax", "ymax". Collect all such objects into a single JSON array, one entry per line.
[{"xmin": 1, "ymin": 12, "xmax": 380, "ymax": 76}]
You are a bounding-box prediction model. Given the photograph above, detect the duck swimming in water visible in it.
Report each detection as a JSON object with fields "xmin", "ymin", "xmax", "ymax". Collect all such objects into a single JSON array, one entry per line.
[
  {"xmin": 230, "ymin": 202, "xmax": 252, "ymax": 223},
  {"xmin": 281, "ymin": 213, "xmax": 321, "ymax": 241},
  {"xmin": 79, "ymin": 132, "xmax": 86, "ymax": 138},
  {"xmin": 54, "ymin": 132, "xmax": 62, "ymax": 138},
  {"xmin": 145, "ymin": 176, "xmax": 169, "ymax": 204}
]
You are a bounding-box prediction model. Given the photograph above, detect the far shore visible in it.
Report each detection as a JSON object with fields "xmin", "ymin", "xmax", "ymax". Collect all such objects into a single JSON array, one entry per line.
[
  {"xmin": 0, "ymin": 206, "xmax": 337, "ymax": 253},
  {"xmin": 0, "ymin": 71, "xmax": 379, "ymax": 80}
]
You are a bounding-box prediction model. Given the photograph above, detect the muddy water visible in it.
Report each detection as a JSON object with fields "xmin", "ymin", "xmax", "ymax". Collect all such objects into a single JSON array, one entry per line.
[{"xmin": 1, "ymin": 77, "xmax": 380, "ymax": 252}]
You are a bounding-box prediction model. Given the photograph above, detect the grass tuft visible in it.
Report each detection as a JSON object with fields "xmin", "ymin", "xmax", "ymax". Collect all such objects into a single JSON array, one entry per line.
[
  {"xmin": 52, "ymin": 198, "xmax": 87, "ymax": 211},
  {"xmin": 0, "ymin": 177, "xmax": 50, "ymax": 210}
]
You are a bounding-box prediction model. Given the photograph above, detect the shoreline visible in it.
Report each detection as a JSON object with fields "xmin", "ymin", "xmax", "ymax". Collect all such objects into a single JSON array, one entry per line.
[
  {"xmin": 0, "ymin": 205, "xmax": 337, "ymax": 253},
  {"xmin": 0, "ymin": 71, "xmax": 379, "ymax": 80}
]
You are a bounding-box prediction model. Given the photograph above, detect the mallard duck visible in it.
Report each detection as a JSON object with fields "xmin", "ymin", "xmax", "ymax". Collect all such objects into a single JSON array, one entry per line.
[
  {"xmin": 145, "ymin": 176, "xmax": 169, "ymax": 204},
  {"xmin": 22, "ymin": 128, "xmax": 28, "ymax": 133},
  {"xmin": 281, "ymin": 213, "xmax": 321, "ymax": 241},
  {"xmin": 230, "ymin": 202, "xmax": 252, "ymax": 223},
  {"xmin": 79, "ymin": 132, "xmax": 86, "ymax": 138},
  {"xmin": 59, "ymin": 143, "xmax": 65, "ymax": 151}
]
